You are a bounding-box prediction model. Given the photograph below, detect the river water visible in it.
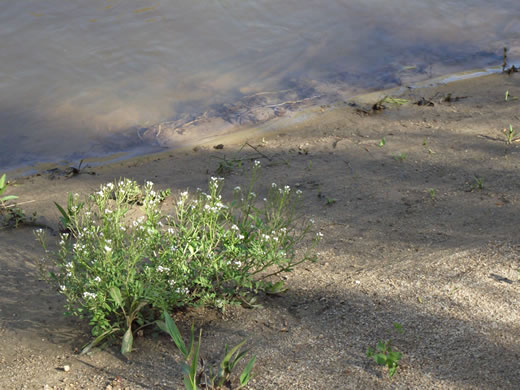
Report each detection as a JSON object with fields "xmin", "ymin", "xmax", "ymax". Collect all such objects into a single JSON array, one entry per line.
[{"xmin": 1, "ymin": 0, "xmax": 519, "ymax": 171}]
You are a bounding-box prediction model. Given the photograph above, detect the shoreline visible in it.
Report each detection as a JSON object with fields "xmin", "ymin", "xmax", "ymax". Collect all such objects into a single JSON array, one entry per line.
[{"xmin": 5, "ymin": 64, "xmax": 515, "ymax": 179}]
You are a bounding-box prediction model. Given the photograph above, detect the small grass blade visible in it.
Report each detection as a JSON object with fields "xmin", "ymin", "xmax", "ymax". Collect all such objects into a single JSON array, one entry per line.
[{"xmin": 239, "ymin": 355, "xmax": 256, "ymax": 387}]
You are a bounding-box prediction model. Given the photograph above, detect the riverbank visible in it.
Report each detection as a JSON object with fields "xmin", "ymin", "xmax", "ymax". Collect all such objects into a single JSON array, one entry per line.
[{"xmin": 1, "ymin": 71, "xmax": 520, "ymax": 389}]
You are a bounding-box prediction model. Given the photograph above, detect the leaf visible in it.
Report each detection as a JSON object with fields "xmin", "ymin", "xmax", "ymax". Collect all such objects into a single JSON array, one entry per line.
[
  {"xmin": 54, "ymin": 202, "xmax": 69, "ymax": 224},
  {"xmin": 109, "ymin": 287, "xmax": 123, "ymax": 308},
  {"xmin": 188, "ymin": 329, "xmax": 202, "ymax": 388},
  {"xmin": 239, "ymin": 355, "xmax": 256, "ymax": 387},
  {"xmin": 162, "ymin": 311, "xmax": 188, "ymax": 358},
  {"xmin": 0, "ymin": 174, "xmax": 6, "ymax": 189},
  {"xmin": 121, "ymin": 327, "xmax": 134, "ymax": 356},
  {"xmin": 376, "ymin": 341, "xmax": 386, "ymax": 352},
  {"xmin": 0, "ymin": 195, "xmax": 17, "ymax": 202},
  {"xmin": 393, "ymin": 322, "xmax": 403, "ymax": 333},
  {"xmin": 80, "ymin": 327, "xmax": 119, "ymax": 355},
  {"xmin": 388, "ymin": 351, "xmax": 402, "ymax": 362},
  {"xmin": 374, "ymin": 354, "xmax": 387, "ymax": 365},
  {"xmin": 388, "ymin": 365, "xmax": 397, "ymax": 378},
  {"xmin": 220, "ymin": 339, "xmax": 247, "ymax": 371}
]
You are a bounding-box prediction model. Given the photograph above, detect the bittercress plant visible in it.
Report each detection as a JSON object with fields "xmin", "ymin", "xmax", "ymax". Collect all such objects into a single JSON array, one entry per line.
[{"xmin": 35, "ymin": 162, "xmax": 321, "ymax": 355}]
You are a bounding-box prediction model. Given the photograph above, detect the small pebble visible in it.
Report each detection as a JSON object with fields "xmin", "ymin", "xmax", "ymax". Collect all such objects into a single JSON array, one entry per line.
[{"xmin": 63, "ymin": 365, "xmax": 70, "ymax": 372}]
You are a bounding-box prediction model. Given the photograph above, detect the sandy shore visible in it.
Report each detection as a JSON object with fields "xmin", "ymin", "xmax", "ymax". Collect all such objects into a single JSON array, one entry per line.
[{"xmin": 1, "ymin": 71, "xmax": 520, "ymax": 389}]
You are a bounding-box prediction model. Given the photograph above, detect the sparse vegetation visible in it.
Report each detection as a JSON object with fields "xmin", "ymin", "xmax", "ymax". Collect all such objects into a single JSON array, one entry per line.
[
  {"xmin": 366, "ymin": 323, "xmax": 404, "ymax": 378},
  {"xmin": 159, "ymin": 311, "xmax": 256, "ymax": 389},
  {"xmin": 36, "ymin": 162, "xmax": 321, "ymax": 355}
]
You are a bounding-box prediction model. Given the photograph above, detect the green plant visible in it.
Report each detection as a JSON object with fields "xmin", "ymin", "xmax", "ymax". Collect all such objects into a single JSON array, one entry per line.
[
  {"xmin": 36, "ymin": 164, "xmax": 321, "ymax": 354},
  {"xmin": 505, "ymin": 90, "xmax": 509, "ymax": 101},
  {"xmin": 0, "ymin": 174, "xmax": 17, "ymax": 205},
  {"xmin": 366, "ymin": 323, "xmax": 403, "ymax": 378},
  {"xmin": 428, "ymin": 188, "xmax": 436, "ymax": 200},
  {"xmin": 506, "ymin": 124, "xmax": 517, "ymax": 144},
  {"xmin": 473, "ymin": 176, "xmax": 484, "ymax": 190},
  {"xmin": 159, "ymin": 311, "xmax": 255, "ymax": 389},
  {"xmin": 214, "ymin": 156, "xmax": 243, "ymax": 175},
  {"xmin": 381, "ymin": 97, "xmax": 408, "ymax": 105},
  {"xmin": 394, "ymin": 153, "xmax": 407, "ymax": 162},
  {"xmin": 378, "ymin": 137, "xmax": 386, "ymax": 147},
  {"xmin": 325, "ymin": 197, "xmax": 337, "ymax": 206}
]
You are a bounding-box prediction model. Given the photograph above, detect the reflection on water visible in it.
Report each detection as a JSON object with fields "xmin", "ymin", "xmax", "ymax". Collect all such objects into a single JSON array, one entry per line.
[{"xmin": 1, "ymin": 0, "xmax": 519, "ymax": 170}]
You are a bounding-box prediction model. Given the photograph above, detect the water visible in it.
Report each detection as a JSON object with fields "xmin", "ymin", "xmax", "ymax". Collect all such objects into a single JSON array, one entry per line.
[{"xmin": 1, "ymin": 0, "xmax": 519, "ymax": 171}]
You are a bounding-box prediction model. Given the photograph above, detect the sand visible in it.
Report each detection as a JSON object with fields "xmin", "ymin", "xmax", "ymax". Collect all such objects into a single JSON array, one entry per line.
[{"xmin": 1, "ymin": 71, "xmax": 520, "ymax": 389}]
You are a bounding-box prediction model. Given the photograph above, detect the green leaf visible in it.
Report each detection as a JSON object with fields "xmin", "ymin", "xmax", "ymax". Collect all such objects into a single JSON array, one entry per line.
[
  {"xmin": 188, "ymin": 329, "xmax": 202, "ymax": 388},
  {"xmin": 0, "ymin": 195, "xmax": 17, "ymax": 202},
  {"xmin": 388, "ymin": 351, "xmax": 402, "ymax": 362},
  {"xmin": 376, "ymin": 341, "xmax": 386, "ymax": 352},
  {"xmin": 162, "ymin": 311, "xmax": 187, "ymax": 358},
  {"xmin": 54, "ymin": 202, "xmax": 70, "ymax": 225},
  {"xmin": 374, "ymin": 354, "xmax": 387, "ymax": 365},
  {"xmin": 221, "ymin": 339, "xmax": 246, "ymax": 371},
  {"xmin": 80, "ymin": 327, "xmax": 119, "ymax": 355},
  {"xmin": 239, "ymin": 355, "xmax": 256, "ymax": 387},
  {"xmin": 393, "ymin": 322, "xmax": 403, "ymax": 333},
  {"xmin": 109, "ymin": 287, "xmax": 123, "ymax": 308},
  {"xmin": 183, "ymin": 376, "xmax": 195, "ymax": 390},
  {"xmin": 0, "ymin": 174, "xmax": 6, "ymax": 192},
  {"xmin": 121, "ymin": 327, "xmax": 133, "ymax": 356},
  {"xmin": 388, "ymin": 365, "xmax": 397, "ymax": 378}
]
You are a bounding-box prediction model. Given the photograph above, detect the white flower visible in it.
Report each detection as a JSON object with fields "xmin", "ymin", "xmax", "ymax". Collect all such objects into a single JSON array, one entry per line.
[
  {"xmin": 167, "ymin": 228, "xmax": 174, "ymax": 234},
  {"xmin": 316, "ymin": 232, "xmax": 324, "ymax": 238},
  {"xmin": 238, "ymin": 234, "xmax": 245, "ymax": 240},
  {"xmin": 168, "ymin": 280, "xmax": 176, "ymax": 287},
  {"xmin": 250, "ymin": 192, "xmax": 256, "ymax": 198},
  {"xmin": 157, "ymin": 265, "xmax": 170, "ymax": 273},
  {"xmin": 231, "ymin": 224, "xmax": 239, "ymax": 231},
  {"xmin": 94, "ymin": 276, "xmax": 101, "ymax": 283},
  {"xmin": 176, "ymin": 287, "xmax": 189, "ymax": 294},
  {"xmin": 296, "ymin": 189, "xmax": 303, "ymax": 195},
  {"xmin": 59, "ymin": 240, "xmax": 65, "ymax": 246},
  {"xmin": 309, "ymin": 219, "xmax": 315, "ymax": 224},
  {"xmin": 262, "ymin": 234, "xmax": 270, "ymax": 240},
  {"xmin": 104, "ymin": 245, "xmax": 112, "ymax": 253},
  {"xmin": 263, "ymin": 198, "xmax": 267, "ymax": 202},
  {"xmin": 66, "ymin": 262, "xmax": 73, "ymax": 269},
  {"xmin": 271, "ymin": 183, "xmax": 277, "ymax": 188},
  {"xmin": 60, "ymin": 285, "xmax": 66, "ymax": 292},
  {"xmin": 234, "ymin": 186, "xmax": 241, "ymax": 192},
  {"xmin": 34, "ymin": 228, "xmax": 43, "ymax": 235},
  {"xmin": 280, "ymin": 227, "xmax": 287, "ymax": 234},
  {"xmin": 234, "ymin": 260, "xmax": 243, "ymax": 267},
  {"xmin": 180, "ymin": 191, "xmax": 188, "ymax": 197},
  {"xmin": 83, "ymin": 292, "xmax": 97, "ymax": 299},
  {"xmin": 254, "ymin": 160, "xmax": 261, "ymax": 167},
  {"xmin": 146, "ymin": 181, "xmax": 154, "ymax": 187},
  {"xmin": 104, "ymin": 208, "xmax": 112, "ymax": 214}
]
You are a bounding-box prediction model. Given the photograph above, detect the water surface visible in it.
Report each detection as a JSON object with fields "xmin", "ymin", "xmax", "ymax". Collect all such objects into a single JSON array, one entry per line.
[{"xmin": 1, "ymin": 0, "xmax": 519, "ymax": 170}]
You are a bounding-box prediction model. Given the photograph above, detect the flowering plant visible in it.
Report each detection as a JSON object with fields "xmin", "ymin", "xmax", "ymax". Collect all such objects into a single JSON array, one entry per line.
[{"xmin": 36, "ymin": 162, "xmax": 321, "ymax": 354}]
